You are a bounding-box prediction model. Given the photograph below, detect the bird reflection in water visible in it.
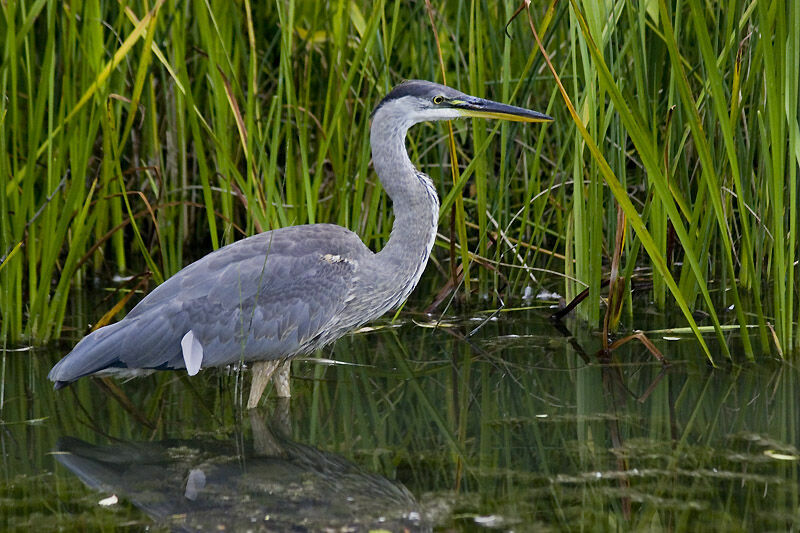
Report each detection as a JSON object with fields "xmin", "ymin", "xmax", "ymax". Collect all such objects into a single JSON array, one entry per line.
[{"xmin": 53, "ymin": 404, "xmax": 428, "ymax": 531}]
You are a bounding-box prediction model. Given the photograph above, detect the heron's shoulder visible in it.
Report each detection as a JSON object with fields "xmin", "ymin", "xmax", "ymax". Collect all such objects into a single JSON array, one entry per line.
[
  {"xmin": 128, "ymin": 225, "xmax": 370, "ymax": 313},
  {"xmin": 162, "ymin": 224, "xmax": 371, "ymax": 285},
  {"xmin": 237, "ymin": 224, "xmax": 371, "ymax": 260}
]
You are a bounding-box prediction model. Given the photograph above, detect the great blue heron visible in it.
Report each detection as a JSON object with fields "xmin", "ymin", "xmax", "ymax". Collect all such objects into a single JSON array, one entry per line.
[{"xmin": 49, "ymin": 80, "xmax": 552, "ymax": 408}]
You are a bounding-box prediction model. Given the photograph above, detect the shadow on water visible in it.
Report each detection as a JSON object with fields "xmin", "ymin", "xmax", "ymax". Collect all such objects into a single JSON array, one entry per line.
[
  {"xmin": 2, "ymin": 293, "xmax": 800, "ymax": 531},
  {"xmin": 52, "ymin": 404, "xmax": 426, "ymax": 531}
]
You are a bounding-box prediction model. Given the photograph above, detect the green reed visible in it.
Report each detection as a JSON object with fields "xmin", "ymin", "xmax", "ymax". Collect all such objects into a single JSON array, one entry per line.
[{"xmin": 0, "ymin": 0, "xmax": 797, "ymax": 360}]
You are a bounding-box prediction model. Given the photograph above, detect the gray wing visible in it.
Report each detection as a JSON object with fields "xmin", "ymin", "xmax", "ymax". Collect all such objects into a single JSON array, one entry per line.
[{"xmin": 49, "ymin": 224, "xmax": 370, "ymax": 386}]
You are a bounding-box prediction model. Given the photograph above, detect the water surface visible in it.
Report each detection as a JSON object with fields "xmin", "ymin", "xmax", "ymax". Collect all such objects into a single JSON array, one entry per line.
[{"xmin": 2, "ymin": 301, "xmax": 798, "ymax": 531}]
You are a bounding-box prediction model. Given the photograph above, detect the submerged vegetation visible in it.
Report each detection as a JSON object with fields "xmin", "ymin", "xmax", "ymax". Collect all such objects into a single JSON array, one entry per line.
[{"xmin": 1, "ymin": 1, "xmax": 798, "ymax": 360}]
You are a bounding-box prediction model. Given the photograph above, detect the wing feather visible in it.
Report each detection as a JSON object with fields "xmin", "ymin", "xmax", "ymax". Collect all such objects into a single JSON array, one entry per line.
[{"xmin": 49, "ymin": 225, "xmax": 370, "ymax": 386}]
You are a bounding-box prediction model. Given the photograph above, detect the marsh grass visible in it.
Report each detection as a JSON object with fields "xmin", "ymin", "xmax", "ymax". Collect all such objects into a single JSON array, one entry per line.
[{"xmin": 1, "ymin": 1, "xmax": 798, "ymax": 360}]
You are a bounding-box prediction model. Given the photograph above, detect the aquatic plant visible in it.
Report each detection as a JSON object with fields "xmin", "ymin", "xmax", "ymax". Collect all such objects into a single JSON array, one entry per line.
[{"xmin": 1, "ymin": 1, "xmax": 797, "ymax": 359}]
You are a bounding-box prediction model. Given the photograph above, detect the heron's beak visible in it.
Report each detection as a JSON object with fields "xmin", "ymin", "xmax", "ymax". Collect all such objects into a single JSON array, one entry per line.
[{"xmin": 454, "ymin": 97, "xmax": 553, "ymax": 123}]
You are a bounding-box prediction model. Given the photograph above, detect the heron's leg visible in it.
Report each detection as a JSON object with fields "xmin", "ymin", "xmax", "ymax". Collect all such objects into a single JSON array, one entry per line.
[
  {"xmin": 271, "ymin": 360, "xmax": 291, "ymax": 398},
  {"xmin": 248, "ymin": 360, "xmax": 280, "ymax": 409},
  {"xmin": 247, "ymin": 360, "xmax": 292, "ymax": 409}
]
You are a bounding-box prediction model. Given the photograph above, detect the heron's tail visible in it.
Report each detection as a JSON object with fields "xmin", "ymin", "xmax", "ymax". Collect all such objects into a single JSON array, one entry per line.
[{"xmin": 49, "ymin": 321, "xmax": 128, "ymax": 389}]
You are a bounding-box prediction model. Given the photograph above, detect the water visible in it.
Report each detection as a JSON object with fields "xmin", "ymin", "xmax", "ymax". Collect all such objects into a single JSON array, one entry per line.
[{"xmin": 2, "ymin": 301, "xmax": 799, "ymax": 531}]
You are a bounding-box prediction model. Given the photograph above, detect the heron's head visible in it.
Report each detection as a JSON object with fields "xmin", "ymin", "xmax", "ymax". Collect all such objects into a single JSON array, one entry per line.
[{"xmin": 371, "ymin": 80, "xmax": 552, "ymax": 131}]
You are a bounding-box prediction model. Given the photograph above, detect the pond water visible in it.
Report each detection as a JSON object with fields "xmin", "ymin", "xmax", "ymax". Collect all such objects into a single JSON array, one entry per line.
[{"xmin": 2, "ymin": 298, "xmax": 799, "ymax": 531}]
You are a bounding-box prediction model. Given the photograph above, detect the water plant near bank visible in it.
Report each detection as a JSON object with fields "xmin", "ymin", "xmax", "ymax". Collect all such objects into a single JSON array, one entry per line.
[{"xmin": 1, "ymin": 0, "xmax": 797, "ymax": 360}]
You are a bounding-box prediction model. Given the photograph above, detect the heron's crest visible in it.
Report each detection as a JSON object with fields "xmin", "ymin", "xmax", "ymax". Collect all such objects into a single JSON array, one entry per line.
[{"xmin": 371, "ymin": 80, "xmax": 467, "ymax": 118}]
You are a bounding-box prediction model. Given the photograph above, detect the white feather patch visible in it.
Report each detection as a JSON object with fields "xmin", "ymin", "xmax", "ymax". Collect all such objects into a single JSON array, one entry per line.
[
  {"xmin": 181, "ymin": 330, "xmax": 203, "ymax": 376},
  {"xmin": 184, "ymin": 468, "xmax": 206, "ymax": 500}
]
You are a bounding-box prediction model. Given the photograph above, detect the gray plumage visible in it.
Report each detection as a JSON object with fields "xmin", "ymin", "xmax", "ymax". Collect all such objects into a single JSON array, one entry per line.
[{"xmin": 49, "ymin": 80, "xmax": 551, "ymax": 395}]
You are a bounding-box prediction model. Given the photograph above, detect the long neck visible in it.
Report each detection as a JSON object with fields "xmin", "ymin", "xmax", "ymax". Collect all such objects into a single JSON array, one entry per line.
[{"xmin": 370, "ymin": 113, "xmax": 440, "ymax": 297}]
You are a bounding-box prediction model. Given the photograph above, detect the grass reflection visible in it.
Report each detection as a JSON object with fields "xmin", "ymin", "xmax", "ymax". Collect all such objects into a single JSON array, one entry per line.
[{"xmin": 1, "ymin": 310, "xmax": 798, "ymax": 530}]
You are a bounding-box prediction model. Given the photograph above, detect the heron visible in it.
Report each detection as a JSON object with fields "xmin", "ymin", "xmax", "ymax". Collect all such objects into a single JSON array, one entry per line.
[{"xmin": 49, "ymin": 80, "xmax": 552, "ymax": 408}]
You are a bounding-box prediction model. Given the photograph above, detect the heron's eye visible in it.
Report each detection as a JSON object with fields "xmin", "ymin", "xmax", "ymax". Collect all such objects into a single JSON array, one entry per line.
[{"xmin": 432, "ymin": 95, "xmax": 444, "ymax": 105}]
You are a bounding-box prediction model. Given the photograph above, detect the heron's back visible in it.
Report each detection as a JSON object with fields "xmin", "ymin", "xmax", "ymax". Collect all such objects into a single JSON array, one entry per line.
[{"xmin": 49, "ymin": 224, "xmax": 381, "ymax": 387}]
